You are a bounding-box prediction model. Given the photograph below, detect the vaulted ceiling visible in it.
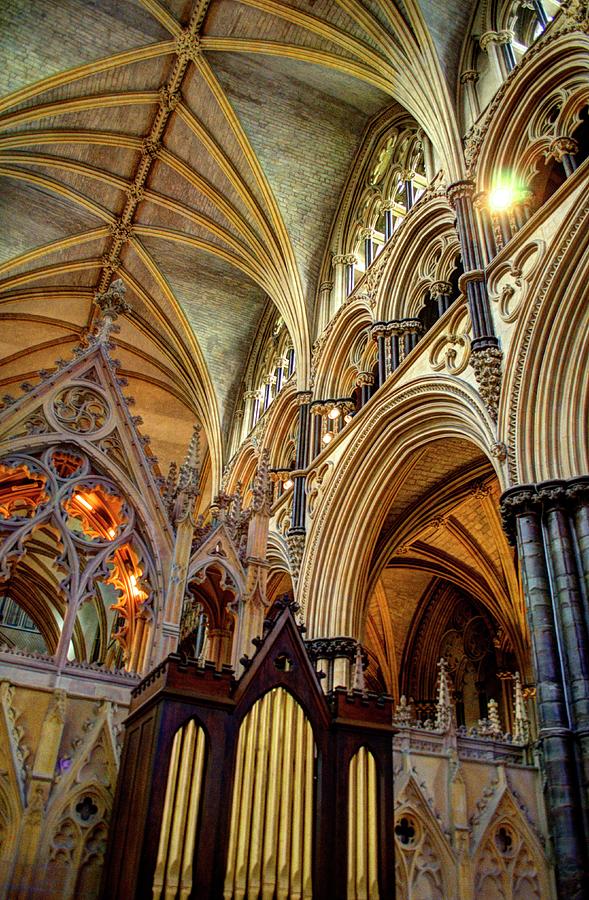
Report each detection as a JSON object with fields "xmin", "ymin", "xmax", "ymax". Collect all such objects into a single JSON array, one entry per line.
[{"xmin": 0, "ymin": 0, "xmax": 476, "ymax": 484}]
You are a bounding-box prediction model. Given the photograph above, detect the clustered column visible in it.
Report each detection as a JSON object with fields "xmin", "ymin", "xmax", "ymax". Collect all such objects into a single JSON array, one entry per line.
[
  {"xmin": 501, "ymin": 478, "xmax": 589, "ymax": 899},
  {"xmin": 289, "ymin": 390, "xmax": 312, "ymax": 533}
]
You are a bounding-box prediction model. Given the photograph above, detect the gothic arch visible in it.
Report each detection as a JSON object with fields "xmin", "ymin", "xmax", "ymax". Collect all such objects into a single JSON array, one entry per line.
[
  {"xmin": 500, "ymin": 186, "xmax": 589, "ymax": 482},
  {"xmin": 299, "ymin": 376, "xmax": 497, "ymax": 638}
]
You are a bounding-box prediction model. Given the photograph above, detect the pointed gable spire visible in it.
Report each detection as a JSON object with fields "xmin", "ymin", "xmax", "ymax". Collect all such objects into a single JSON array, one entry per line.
[
  {"xmin": 435, "ymin": 657, "xmax": 453, "ymax": 732},
  {"xmin": 513, "ymin": 671, "xmax": 530, "ymax": 744},
  {"xmin": 177, "ymin": 424, "xmax": 201, "ymax": 498},
  {"xmin": 250, "ymin": 447, "xmax": 273, "ymax": 516}
]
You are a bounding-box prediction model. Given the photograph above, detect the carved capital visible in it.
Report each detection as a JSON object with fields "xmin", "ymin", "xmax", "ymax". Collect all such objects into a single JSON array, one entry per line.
[
  {"xmin": 537, "ymin": 479, "xmax": 569, "ymax": 511},
  {"xmin": 430, "ymin": 280, "xmax": 453, "ymax": 297},
  {"xmin": 446, "ymin": 179, "xmax": 476, "ymax": 208},
  {"xmin": 460, "ymin": 69, "xmax": 479, "ymax": 84},
  {"xmin": 499, "ymin": 484, "xmax": 539, "ymax": 542},
  {"xmin": 94, "ymin": 278, "xmax": 130, "ymax": 319},
  {"xmin": 470, "ymin": 346, "xmax": 503, "ymax": 421},
  {"xmin": 355, "ymin": 371, "xmax": 375, "ymax": 388},
  {"xmin": 286, "ymin": 528, "xmax": 306, "ymax": 581},
  {"xmin": 561, "ymin": 0, "xmax": 589, "ymax": 30},
  {"xmin": 296, "ymin": 390, "xmax": 313, "ymax": 406},
  {"xmin": 549, "ymin": 136, "xmax": 579, "ymax": 161}
]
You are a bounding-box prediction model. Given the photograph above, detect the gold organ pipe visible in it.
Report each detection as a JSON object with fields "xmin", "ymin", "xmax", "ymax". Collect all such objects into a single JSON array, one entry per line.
[
  {"xmin": 234, "ymin": 699, "xmax": 260, "ymax": 895},
  {"xmin": 290, "ymin": 702, "xmax": 305, "ymax": 898},
  {"xmin": 248, "ymin": 691, "xmax": 272, "ymax": 894},
  {"xmin": 166, "ymin": 721, "xmax": 197, "ymax": 899},
  {"xmin": 277, "ymin": 694, "xmax": 295, "ymax": 899},
  {"xmin": 302, "ymin": 716, "xmax": 314, "ymax": 899},
  {"xmin": 179, "ymin": 726, "xmax": 206, "ymax": 900},
  {"xmin": 223, "ymin": 689, "xmax": 315, "ymax": 899},
  {"xmin": 223, "ymin": 706, "xmax": 248, "ymax": 899},
  {"xmin": 347, "ymin": 752, "xmax": 357, "ymax": 898},
  {"xmin": 356, "ymin": 747, "xmax": 368, "ymax": 899},
  {"xmin": 153, "ymin": 728, "xmax": 182, "ymax": 899},
  {"xmin": 348, "ymin": 748, "xmax": 380, "ymax": 900},
  {"xmin": 366, "ymin": 752, "xmax": 378, "ymax": 899},
  {"xmin": 261, "ymin": 689, "xmax": 284, "ymax": 898}
]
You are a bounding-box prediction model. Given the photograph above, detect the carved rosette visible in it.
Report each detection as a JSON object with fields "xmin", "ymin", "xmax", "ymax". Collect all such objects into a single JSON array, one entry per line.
[{"xmin": 470, "ymin": 346, "xmax": 503, "ymax": 421}]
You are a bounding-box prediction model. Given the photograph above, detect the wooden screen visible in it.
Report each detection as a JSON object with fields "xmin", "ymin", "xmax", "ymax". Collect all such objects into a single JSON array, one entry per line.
[{"xmin": 347, "ymin": 747, "xmax": 379, "ymax": 899}]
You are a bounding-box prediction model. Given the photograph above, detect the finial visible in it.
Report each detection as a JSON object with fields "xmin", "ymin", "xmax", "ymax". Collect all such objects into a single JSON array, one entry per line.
[
  {"xmin": 513, "ymin": 672, "xmax": 530, "ymax": 744},
  {"xmin": 177, "ymin": 424, "xmax": 201, "ymax": 498},
  {"xmin": 251, "ymin": 447, "xmax": 273, "ymax": 515},
  {"xmin": 351, "ymin": 644, "xmax": 366, "ymax": 692},
  {"xmin": 487, "ymin": 698, "xmax": 502, "ymax": 736},
  {"xmin": 435, "ymin": 658, "xmax": 453, "ymax": 732}
]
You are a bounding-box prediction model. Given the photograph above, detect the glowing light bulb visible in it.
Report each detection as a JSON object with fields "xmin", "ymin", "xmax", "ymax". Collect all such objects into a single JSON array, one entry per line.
[
  {"xmin": 322, "ymin": 431, "xmax": 334, "ymax": 445},
  {"xmin": 108, "ymin": 527, "xmax": 116, "ymax": 539},
  {"xmin": 328, "ymin": 406, "xmax": 341, "ymax": 420},
  {"xmin": 344, "ymin": 413, "xmax": 353, "ymax": 424},
  {"xmin": 75, "ymin": 494, "xmax": 93, "ymax": 511},
  {"xmin": 283, "ymin": 478, "xmax": 294, "ymax": 491},
  {"xmin": 129, "ymin": 573, "xmax": 137, "ymax": 586}
]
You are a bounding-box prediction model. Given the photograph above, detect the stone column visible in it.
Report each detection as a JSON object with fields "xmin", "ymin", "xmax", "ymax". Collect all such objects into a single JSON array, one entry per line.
[
  {"xmin": 243, "ymin": 389, "xmax": 259, "ymax": 431},
  {"xmin": 370, "ymin": 322, "xmax": 388, "ymax": 387},
  {"xmin": 460, "ymin": 70, "xmax": 480, "ymax": 124},
  {"xmin": 551, "ymin": 136, "xmax": 579, "ymax": 177},
  {"xmin": 418, "ymin": 130, "xmax": 436, "ymax": 183},
  {"xmin": 389, "ymin": 321, "xmax": 402, "ymax": 371},
  {"xmin": 497, "ymin": 29, "xmax": 516, "ymax": 72},
  {"xmin": 448, "ymin": 180, "xmax": 502, "ymax": 419},
  {"xmin": 399, "ymin": 318, "xmax": 423, "ymax": 357},
  {"xmin": 501, "ymin": 483, "xmax": 589, "ymax": 898},
  {"xmin": 318, "ymin": 280, "xmax": 334, "ymax": 330},
  {"xmin": 382, "ymin": 200, "xmax": 395, "ymax": 241},
  {"xmin": 331, "ymin": 254, "xmax": 348, "ymax": 309},
  {"xmin": 473, "ymin": 191, "xmax": 497, "ymax": 264},
  {"xmin": 431, "ymin": 281, "xmax": 454, "ymax": 317},
  {"xmin": 402, "ymin": 169, "xmax": 415, "ymax": 211},
  {"xmin": 344, "ymin": 253, "xmax": 357, "ymax": 296},
  {"xmin": 356, "ymin": 371, "xmax": 374, "ymax": 407},
  {"xmin": 362, "ymin": 228, "xmax": 374, "ymax": 269},
  {"xmin": 290, "ymin": 391, "xmax": 312, "ymax": 532},
  {"xmin": 479, "ymin": 31, "xmax": 505, "ymax": 91}
]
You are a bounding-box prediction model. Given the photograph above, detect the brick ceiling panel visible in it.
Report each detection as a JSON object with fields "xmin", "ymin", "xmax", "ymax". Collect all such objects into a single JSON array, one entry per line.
[{"xmin": 0, "ymin": 0, "xmax": 171, "ymax": 100}]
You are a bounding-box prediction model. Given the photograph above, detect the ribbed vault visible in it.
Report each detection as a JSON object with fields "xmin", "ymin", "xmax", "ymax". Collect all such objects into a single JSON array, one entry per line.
[{"xmin": 0, "ymin": 0, "xmax": 469, "ymax": 486}]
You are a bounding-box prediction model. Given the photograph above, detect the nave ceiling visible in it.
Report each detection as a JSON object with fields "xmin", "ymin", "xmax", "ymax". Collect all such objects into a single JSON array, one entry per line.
[{"xmin": 0, "ymin": 0, "xmax": 477, "ymax": 487}]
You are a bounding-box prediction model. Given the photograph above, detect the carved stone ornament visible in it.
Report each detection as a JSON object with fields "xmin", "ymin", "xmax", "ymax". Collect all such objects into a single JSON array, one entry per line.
[
  {"xmin": 52, "ymin": 386, "xmax": 110, "ymax": 434},
  {"xmin": 286, "ymin": 528, "xmax": 306, "ymax": 582},
  {"xmin": 470, "ymin": 346, "xmax": 503, "ymax": 421}
]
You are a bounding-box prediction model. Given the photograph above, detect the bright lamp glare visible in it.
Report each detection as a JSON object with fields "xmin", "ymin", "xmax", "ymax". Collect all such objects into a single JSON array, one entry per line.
[
  {"xmin": 283, "ymin": 478, "xmax": 293, "ymax": 491},
  {"xmin": 322, "ymin": 431, "xmax": 334, "ymax": 445},
  {"xmin": 328, "ymin": 406, "xmax": 341, "ymax": 420},
  {"xmin": 489, "ymin": 185, "xmax": 514, "ymax": 211}
]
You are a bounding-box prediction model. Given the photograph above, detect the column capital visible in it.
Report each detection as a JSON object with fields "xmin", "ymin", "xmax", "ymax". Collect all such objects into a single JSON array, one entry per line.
[
  {"xmin": 244, "ymin": 389, "xmax": 260, "ymax": 400},
  {"xmin": 430, "ymin": 280, "xmax": 453, "ymax": 297},
  {"xmin": 295, "ymin": 390, "xmax": 313, "ymax": 406},
  {"xmin": 537, "ymin": 479, "xmax": 569, "ymax": 511},
  {"xmin": 446, "ymin": 179, "xmax": 476, "ymax": 208},
  {"xmin": 479, "ymin": 29, "xmax": 512, "ymax": 50},
  {"xmin": 400, "ymin": 169, "xmax": 415, "ymax": 182},
  {"xmin": 360, "ymin": 227, "xmax": 375, "ymax": 240},
  {"xmin": 566, "ymin": 475, "xmax": 589, "ymax": 506},
  {"xmin": 460, "ymin": 69, "xmax": 480, "ymax": 84},
  {"xmin": 549, "ymin": 136, "xmax": 579, "ymax": 161},
  {"xmin": 499, "ymin": 484, "xmax": 540, "ymax": 542},
  {"xmin": 355, "ymin": 371, "xmax": 375, "ymax": 387},
  {"xmin": 370, "ymin": 321, "xmax": 388, "ymax": 340},
  {"xmin": 399, "ymin": 318, "xmax": 424, "ymax": 334}
]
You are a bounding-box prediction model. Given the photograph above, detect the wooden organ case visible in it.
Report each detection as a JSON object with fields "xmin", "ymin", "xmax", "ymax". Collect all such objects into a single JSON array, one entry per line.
[{"xmin": 101, "ymin": 602, "xmax": 395, "ymax": 899}]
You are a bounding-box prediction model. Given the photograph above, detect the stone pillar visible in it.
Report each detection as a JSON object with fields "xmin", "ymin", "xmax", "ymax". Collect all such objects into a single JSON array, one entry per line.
[
  {"xmin": 402, "ymin": 169, "xmax": 415, "ymax": 211},
  {"xmin": 290, "ymin": 391, "xmax": 312, "ymax": 532},
  {"xmin": 370, "ymin": 322, "xmax": 388, "ymax": 388},
  {"xmin": 399, "ymin": 318, "xmax": 423, "ymax": 358},
  {"xmin": 533, "ymin": 0, "xmax": 549, "ymax": 28},
  {"xmin": 331, "ymin": 254, "xmax": 348, "ymax": 309},
  {"xmin": 382, "ymin": 200, "xmax": 395, "ymax": 241},
  {"xmin": 344, "ymin": 253, "xmax": 357, "ymax": 296},
  {"xmin": 460, "ymin": 69, "xmax": 480, "ymax": 124},
  {"xmin": 431, "ymin": 280, "xmax": 453, "ymax": 318},
  {"xmin": 389, "ymin": 322, "xmax": 402, "ymax": 372},
  {"xmin": 473, "ymin": 191, "xmax": 497, "ymax": 264},
  {"xmin": 362, "ymin": 228, "xmax": 374, "ymax": 269},
  {"xmin": 418, "ymin": 130, "xmax": 436, "ymax": 183},
  {"xmin": 356, "ymin": 371, "xmax": 374, "ymax": 407},
  {"xmin": 479, "ymin": 31, "xmax": 505, "ymax": 91},
  {"xmin": 501, "ymin": 482, "xmax": 589, "ymax": 898},
  {"xmin": 497, "ymin": 29, "xmax": 516, "ymax": 72},
  {"xmin": 551, "ymin": 136, "xmax": 579, "ymax": 178},
  {"xmin": 318, "ymin": 280, "xmax": 334, "ymax": 330}
]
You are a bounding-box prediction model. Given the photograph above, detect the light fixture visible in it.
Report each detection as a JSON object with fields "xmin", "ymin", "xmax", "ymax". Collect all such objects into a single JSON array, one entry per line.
[
  {"xmin": 283, "ymin": 478, "xmax": 294, "ymax": 491},
  {"xmin": 129, "ymin": 573, "xmax": 137, "ymax": 586},
  {"xmin": 328, "ymin": 406, "xmax": 341, "ymax": 420},
  {"xmin": 108, "ymin": 527, "xmax": 117, "ymax": 539},
  {"xmin": 344, "ymin": 413, "xmax": 353, "ymax": 424},
  {"xmin": 322, "ymin": 431, "xmax": 334, "ymax": 445},
  {"xmin": 75, "ymin": 493, "xmax": 93, "ymax": 511}
]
